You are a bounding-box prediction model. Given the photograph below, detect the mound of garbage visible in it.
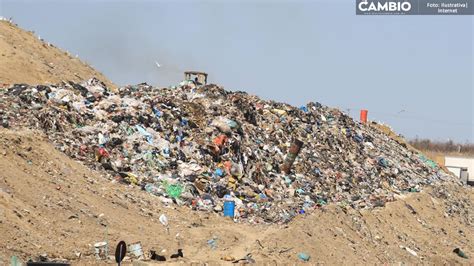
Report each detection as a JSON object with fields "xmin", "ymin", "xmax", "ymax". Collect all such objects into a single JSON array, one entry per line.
[{"xmin": 0, "ymin": 79, "xmax": 453, "ymax": 223}]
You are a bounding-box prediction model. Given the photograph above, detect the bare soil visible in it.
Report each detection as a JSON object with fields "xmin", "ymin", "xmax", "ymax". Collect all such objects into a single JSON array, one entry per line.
[
  {"xmin": 0, "ymin": 21, "xmax": 115, "ymax": 89},
  {"xmin": 0, "ymin": 129, "xmax": 472, "ymax": 265}
]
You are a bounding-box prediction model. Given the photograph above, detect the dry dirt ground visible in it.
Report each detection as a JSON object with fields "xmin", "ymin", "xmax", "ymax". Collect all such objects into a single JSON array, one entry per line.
[
  {"xmin": 0, "ymin": 21, "xmax": 115, "ymax": 89},
  {"xmin": 0, "ymin": 128, "xmax": 473, "ymax": 265}
]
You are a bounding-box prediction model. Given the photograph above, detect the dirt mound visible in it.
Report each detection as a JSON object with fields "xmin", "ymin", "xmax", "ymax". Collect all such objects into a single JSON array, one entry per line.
[
  {"xmin": 0, "ymin": 20, "xmax": 115, "ymax": 89},
  {"xmin": 1, "ymin": 80, "xmax": 455, "ymax": 225},
  {"xmin": 0, "ymin": 129, "xmax": 472, "ymax": 264}
]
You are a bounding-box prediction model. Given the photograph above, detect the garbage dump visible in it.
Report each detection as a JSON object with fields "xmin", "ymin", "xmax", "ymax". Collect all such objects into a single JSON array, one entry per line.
[{"xmin": 0, "ymin": 78, "xmax": 454, "ymax": 223}]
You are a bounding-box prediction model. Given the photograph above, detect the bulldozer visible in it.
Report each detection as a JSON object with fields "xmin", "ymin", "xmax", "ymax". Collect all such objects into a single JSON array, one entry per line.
[{"xmin": 184, "ymin": 71, "xmax": 208, "ymax": 86}]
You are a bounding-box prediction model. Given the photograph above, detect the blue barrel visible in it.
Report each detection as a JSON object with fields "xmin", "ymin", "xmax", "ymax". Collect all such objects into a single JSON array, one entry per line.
[{"xmin": 223, "ymin": 200, "xmax": 235, "ymax": 217}]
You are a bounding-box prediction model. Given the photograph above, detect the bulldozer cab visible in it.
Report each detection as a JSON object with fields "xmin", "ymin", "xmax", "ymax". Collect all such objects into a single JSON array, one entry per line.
[{"xmin": 184, "ymin": 71, "xmax": 208, "ymax": 86}]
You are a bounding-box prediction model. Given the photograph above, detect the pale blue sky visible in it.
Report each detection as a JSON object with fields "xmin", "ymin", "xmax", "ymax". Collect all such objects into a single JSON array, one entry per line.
[{"xmin": 1, "ymin": 0, "xmax": 473, "ymax": 142}]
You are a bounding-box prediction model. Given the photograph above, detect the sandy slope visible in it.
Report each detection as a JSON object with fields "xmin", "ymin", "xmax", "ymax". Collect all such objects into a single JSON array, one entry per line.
[
  {"xmin": 0, "ymin": 21, "xmax": 115, "ymax": 89},
  {"xmin": 0, "ymin": 128, "xmax": 472, "ymax": 265}
]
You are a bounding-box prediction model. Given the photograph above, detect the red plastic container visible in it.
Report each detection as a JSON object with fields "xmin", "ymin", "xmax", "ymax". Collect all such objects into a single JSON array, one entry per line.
[{"xmin": 360, "ymin": 109, "xmax": 368, "ymax": 124}]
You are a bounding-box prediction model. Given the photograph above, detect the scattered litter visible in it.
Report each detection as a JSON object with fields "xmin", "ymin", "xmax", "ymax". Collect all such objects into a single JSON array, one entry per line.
[
  {"xmin": 127, "ymin": 241, "xmax": 144, "ymax": 260},
  {"xmin": 94, "ymin": 241, "xmax": 108, "ymax": 260},
  {"xmin": 232, "ymin": 253, "xmax": 255, "ymax": 264},
  {"xmin": 0, "ymin": 78, "xmax": 453, "ymax": 224},
  {"xmin": 401, "ymin": 245, "xmax": 418, "ymax": 257},
  {"xmin": 150, "ymin": 250, "xmax": 166, "ymax": 261},
  {"xmin": 207, "ymin": 238, "xmax": 218, "ymax": 250},
  {"xmin": 298, "ymin": 252, "xmax": 310, "ymax": 261},
  {"xmin": 170, "ymin": 249, "xmax": 183, "ymax": 259},
  {"xmin": 453, "ymin": 248, "xmax": 468, "ymax": 259},
  {"xmin": 405, "ymin": 203, "xmax": 417, "ymax": 214},
  {"xmin": 159, "ymin": 214, "xmax": 169, "ymax": 227}
]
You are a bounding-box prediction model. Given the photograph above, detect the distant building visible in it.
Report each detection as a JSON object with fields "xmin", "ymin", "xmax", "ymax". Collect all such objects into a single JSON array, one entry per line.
[{"xmin": 445, "ymin": 156, "xmax": 473, "ymax": 185}]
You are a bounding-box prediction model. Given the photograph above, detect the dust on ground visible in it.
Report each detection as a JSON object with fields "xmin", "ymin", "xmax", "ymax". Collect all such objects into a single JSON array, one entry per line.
[
  {"xmin": 0, "ymin": 129, "xmax": 472, "ymax": 265},
  {"xmin": 0, "ymin": 21, "xmax": 115, "ymax": 89}
]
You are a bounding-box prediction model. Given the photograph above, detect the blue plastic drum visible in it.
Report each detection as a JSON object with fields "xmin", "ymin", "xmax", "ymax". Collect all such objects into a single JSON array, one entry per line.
[{"xmin": 223, "ymin": 199, "xmax": 235, "ymax": 218}]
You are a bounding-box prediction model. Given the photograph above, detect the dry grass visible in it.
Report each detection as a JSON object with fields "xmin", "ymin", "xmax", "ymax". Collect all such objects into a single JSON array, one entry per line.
[{"xmin": 409, "ymin": 139, "xmax": 474, "ymax": 157}]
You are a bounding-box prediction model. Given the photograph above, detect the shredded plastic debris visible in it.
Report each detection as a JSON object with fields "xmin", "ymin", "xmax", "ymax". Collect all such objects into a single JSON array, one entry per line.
[{"xmin": 0, "ymin": 78, "xmax": 454, "ymax": 224}]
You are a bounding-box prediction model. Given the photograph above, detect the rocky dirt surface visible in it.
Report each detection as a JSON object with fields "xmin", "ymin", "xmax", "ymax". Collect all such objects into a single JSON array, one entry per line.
[
  {"xmin": 0, "ymin": 20, "xmax": 115, "ymax": 89},
  {"xmin": 0, "ymin": 129, "xmax": 472, "ymax": 265}
]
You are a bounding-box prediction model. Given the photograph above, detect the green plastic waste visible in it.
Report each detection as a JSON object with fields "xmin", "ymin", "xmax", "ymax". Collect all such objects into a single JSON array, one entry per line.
[
  {"xmin": 418, "ymin": 154, "xmax": 437, "ymax": 168},
  {"xmin": 317, "ymin": 199, "xmax": 327, "ymax": 205},
  {"xmin": 166, "ymin": 184, "xmax": 183, "ymax": 199},
  {"xmin": 298, "ymin": 252, "xmax": 310, "ymax": 261},
  {"xmin": 11, "ymin": 256, "xmax": 20, "ymax": 266}
]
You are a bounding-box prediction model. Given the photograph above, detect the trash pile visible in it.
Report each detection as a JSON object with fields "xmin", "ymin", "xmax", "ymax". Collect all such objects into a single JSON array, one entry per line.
[{"xmin": 0, "ymin": 78, "xmax": 453, "ymax": 223}]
